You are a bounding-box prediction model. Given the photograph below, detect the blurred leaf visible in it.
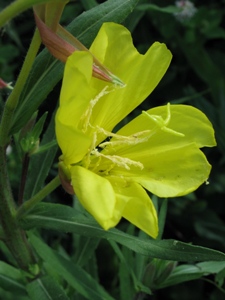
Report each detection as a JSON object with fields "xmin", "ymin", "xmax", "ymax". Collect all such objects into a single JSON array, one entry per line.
[
  {"xmin": 216, "ymin": 266, "xmax": 225, "ymax": 287},
  {"xmin": 80, "ymin": 0, "xmax": 98, "ymax": 10},
  {"xmin": 137, "ymin": 4, "xmax": 180, "ymax": 14},
  {"xmin": 0, "ymin": 286, "xmax": 28, "ymax": 300},
  {"xmin": 142, "ymin": 258, "xmax": 175, "ymax": 290},
  {"xmin": 0, "ymin": 44, "xmax": 20, "ymax": 62},
  {"xmin": 117, "ymin": 224, "xmax": 142, "ymax": 299},
  {"xmin": 0, "ymin": 241, "xmax": 16, "ymax": 266},
  {"xmin": 11, "ymin": 0, "xmax": 139, "ymax": 134},
  {"xmin": 118, "ymin": 259, "xmax": 134, "ymax": 300},
  {"xmin": 0, "ymin": 261, "xmax": 26, "ymax": 295},
  {"xmin": 26, "ymin": 275, "xmax": 69, "ymax": 300},
  {"xmin": 178, "ymin": 39, "xmax": 222, "ymax": 89},
  {"xmin": 109, "ymin": 240, "xmax": 150, "ymax": 297},
  {"xmin": 3, "ymin": 22, "xmax": 23, "ymax": 49},
  {"xmin": 28, "ymin": 233, "xmax": 115, "ymax": 300},
  {"xmin": 20, "ymin": 203, "xmax": 225, "ymax": 262},
  {"xmin": 195, "ymin": 220, "xmax": 225, "ymax": 246},
  {"xmin": 73, "ymin": 236, "xmax": 100, "ymax": 267}
]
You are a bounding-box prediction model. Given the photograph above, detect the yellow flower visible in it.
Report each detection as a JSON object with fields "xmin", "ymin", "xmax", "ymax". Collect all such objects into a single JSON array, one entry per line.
[{"xmin": 55, "ymin": 23, "xmax": 216, "ymax": 238}]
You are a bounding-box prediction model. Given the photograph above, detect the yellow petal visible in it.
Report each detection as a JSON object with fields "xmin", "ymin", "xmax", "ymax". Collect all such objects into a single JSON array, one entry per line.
[
  {"xmin": 109, "ymin": 179, "xmax": 158, "ymax": 238},
  {"xmin": 55, "ymin": 120, "xmax": 92, "ymax": 165},
  {"xmin": 139, "ymin": 144, "xmax": 212, "ymax": 197},
  {"xmin": 55, "ymin": 51, "xmax": 95, "ymax": 164},
  {"xmin": 116, "ymin": 105, "xmax": 216, "ymax": 154},
  {"xmin": 100, "ymin": 105, "xmax": 215, "ymax": 197},
  {"xmin": 146, "ymin": 104, "xmax": 216, "ymax": 148},
  {"xmin": 71, "ymin": 166, "xmax": 122, "ymax": 230},
  {"xmin": 88, "ymin": 23, "xmax": 172, "ymax": 137},
  {"xmin": 58, "ymin": 51, "xmax": 94, "ymax": 129},
  {"xmin": 111, "ymin": 143, "xmax": 211, "ymax": 197}
]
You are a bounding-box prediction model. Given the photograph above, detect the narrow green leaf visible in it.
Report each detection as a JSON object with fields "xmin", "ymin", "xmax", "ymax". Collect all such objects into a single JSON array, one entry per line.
[
  {"xmin": 74, "ymin": 237, "xmax": 100, "ymax": 267},
  {"xmin": 118, "ymin": 258, "xmax": 134, "ymax": 300},
  {"xmin": 158, "ymin": 261, "xmax": 225, "ymax": 289},
  {"xmin": 196, "ymin": 261, "xmax": 225, "ymax": 274},
  {"xmin": 30, "ymin": 112, "xmax": 48, "ymax": 143},
  {"xmin": 28, "ymin": 233, "xmax": 115, "ymax": 300},
  {"xmin": 33, "ymin": 140, "xmax": 58, "ymax": 155},
  {"xmin": 216, "ymin": 267, "xmax": 225, "ymax": 287},
  {"xmin": 20, "ymin": 112, "xmax": 48, "ymax": 154},
  {"xmin": 11, "ymin": 0, "xmax": 139, "ymax": 134},
  {"xmin": 20, "ymin": 203, "xmax": 225, "ymax": 262},
  {"xmin": 23, "ymin": 112, "xmax": 58, "ymax": 200},
  {"xmin": 157, "ymin": 198, "xmax": 168, "ymax": 240},
  {"xmin": 134, "ymin": 229, "xmax": 149, "ymax": 281},
  {"xmin": 157, "ymin": 265, "xmax": 204, "ymax": 288},
  {"xmin": 26, "ymin": 275, "xmax": 69, "ymax": 300},
  {"xmin": 110, "ymin": 240, "xmax": 150, "ymax": 296}
]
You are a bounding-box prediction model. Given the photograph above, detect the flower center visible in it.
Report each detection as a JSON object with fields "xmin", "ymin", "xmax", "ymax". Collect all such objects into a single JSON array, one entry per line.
[
  {"xmin": 81, "ymin": 128, "xmax": 147, "ymax": 175},
  {"xmin": 78, "ymin": 91, "xmax": 184, "ymax": 177}
]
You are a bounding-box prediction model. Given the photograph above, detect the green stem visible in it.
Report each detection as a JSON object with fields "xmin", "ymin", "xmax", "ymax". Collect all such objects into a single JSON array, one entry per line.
[
  {"xmin": 0, "ymin": 146, "xmax": 36, "ymax": 272},
  {"xmin": 0, "ymin": 0, "xmax": 53, "ymax": 28},
  {"xmin": 18, "ymin": 153, "xmax": 30, "ymax": 206},
  {"xmin": 0, "ymin": 28, "xmax": 41, "ymax": 147},
  {"xmin": 17, "ymin": 175, "xmax": 61, "ymax": 219}
]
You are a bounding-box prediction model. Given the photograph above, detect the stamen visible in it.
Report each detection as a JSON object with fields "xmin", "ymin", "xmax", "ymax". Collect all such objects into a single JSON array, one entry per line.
[
  {"xmin": 82, "ymin": 131, "xmax": 98, "ymax": 168},
  {"xmin": 96, "ymin": 126, "xmax": 151, "ymax": 148},
  {"xmin": 142, "ymin": 103, "xmax": 185, "ymax": 137},
  {"xmin": 80, "ymin": 86, "xmax": 111, "ymax": 132},
  {"xmin": 91, "ymin": 149, "xmax": 144, "ymax": 171}
]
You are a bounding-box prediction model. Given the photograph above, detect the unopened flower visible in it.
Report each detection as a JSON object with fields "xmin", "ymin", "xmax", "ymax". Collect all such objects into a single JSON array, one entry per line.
[
  {"xmin": 0, "ymin": 78, "xmax": 13, "ymax": 90},
  {"xmin": 33, "ymin": 3, "xmax": 123, "ymax": 84},
  {"xmin": 55, "ymin": 23, "xmax": 216, "ymax": 238}
]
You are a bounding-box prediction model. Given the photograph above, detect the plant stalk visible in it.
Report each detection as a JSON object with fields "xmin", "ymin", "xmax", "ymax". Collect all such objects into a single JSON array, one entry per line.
[
  {"xmin": 0, "ymin": 29, "xmax": 41, "ymax": 147},
  {"xmin": 17, "ymin": 175, "xmax": 61, "ymax": 219},
  {"xmin": 0, "ymin": 146, "xmax": 36, "ymax": 273}
]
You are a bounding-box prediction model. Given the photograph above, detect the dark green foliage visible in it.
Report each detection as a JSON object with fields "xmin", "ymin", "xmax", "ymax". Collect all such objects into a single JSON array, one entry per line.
[{"xmin": 1, "ymin": 0, "xmax": 225, "ymax": 299}]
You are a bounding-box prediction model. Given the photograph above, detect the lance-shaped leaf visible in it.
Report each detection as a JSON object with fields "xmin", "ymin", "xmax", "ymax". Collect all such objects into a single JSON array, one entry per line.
[{"xmin": 20, "ymin": 203, "xmax": 225, "ymax": 262}]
